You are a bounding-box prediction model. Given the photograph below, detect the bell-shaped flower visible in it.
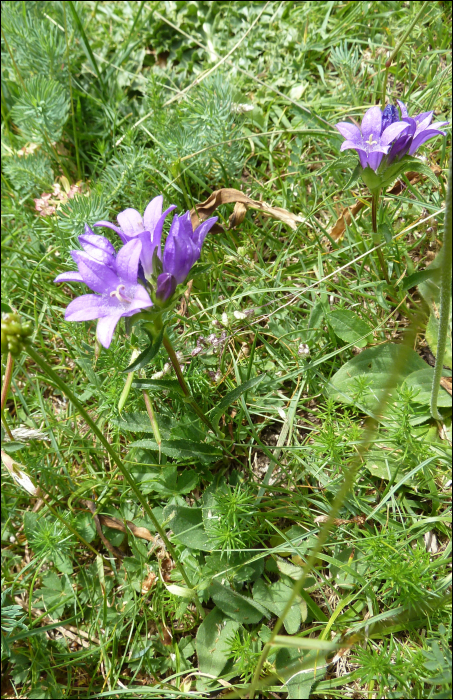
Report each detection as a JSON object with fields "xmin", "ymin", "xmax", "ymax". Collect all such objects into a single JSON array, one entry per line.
[
  {"xmin": 93, "ymin": 195, "xmax": 177, "ymax": 279},
  {"xmin": 386, "ymin": 100, "xmax": 449, "ymax": 163},
  {"xmin": 335, "ymin": 105, "xmax": 409, "ymax": 171},
  {"xmin": 54, "ymin": 238, "xmax": 153, "ymax": 348},
  {"xmin": 155, "ymin": 212, "xmax": 218, "ymax": 302}
]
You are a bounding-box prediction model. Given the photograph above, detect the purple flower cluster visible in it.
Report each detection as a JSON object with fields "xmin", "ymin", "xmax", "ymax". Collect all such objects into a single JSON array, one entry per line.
[
  {"xmin": 335, "ymin": 102, "xmax": 448, "ymax": 172},
  {"xmin": 55, "ymin": 196, "xmax": 217, "ymax": 348}
]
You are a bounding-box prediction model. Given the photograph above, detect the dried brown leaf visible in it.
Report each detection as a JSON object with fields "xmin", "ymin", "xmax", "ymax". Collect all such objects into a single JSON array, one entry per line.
[{"xmin": 190, "ymin": 187, "xmax": 305, "ymax": 231}]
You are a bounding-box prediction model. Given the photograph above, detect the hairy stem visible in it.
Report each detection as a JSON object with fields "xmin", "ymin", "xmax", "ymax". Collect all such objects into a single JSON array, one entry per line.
[
  {"xmin": 371, "ymin": 189, "xmax": 390, "ymax": 284},
  {"xmin": 162, "ymin": 331, "xmax": 218, "ymax": 435},
  {"xmin": 25, "ymin": 345, "xmax": 205, "ymax": 618},
  {"xmin": 431, "ymin": 157, "xmax": 452, "ymax": 420}
]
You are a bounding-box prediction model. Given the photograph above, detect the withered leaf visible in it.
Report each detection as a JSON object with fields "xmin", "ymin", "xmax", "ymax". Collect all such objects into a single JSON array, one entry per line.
[{"xmin": 190, "ymin": 187, "xmax": 306, "ymax": 232}]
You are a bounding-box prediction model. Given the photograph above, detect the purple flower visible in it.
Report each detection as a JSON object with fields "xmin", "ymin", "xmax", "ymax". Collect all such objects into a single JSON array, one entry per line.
[
  {"xmin": 155, "ymin": 212, "xmax": 218, "ymax": 302},
  {"xmin": 387, "ymin": 100, "xmax": 449, "ymax": 163},
  {"xmin": 94, "ymin": 195, "xmax": 177, "ymax": 279},
  {"xmin": 335, "ymin": 106, "xmax": 409, "ymax": 171},
  {"xmin": 55, "ymin": 237, "xmax": 153, "ymax": 348}
]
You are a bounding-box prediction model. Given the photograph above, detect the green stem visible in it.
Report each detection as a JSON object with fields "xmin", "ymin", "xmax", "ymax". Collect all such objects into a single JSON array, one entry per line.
[
  {"xmin": 143, "ymin": 390, "xmax": 162, "ymax": 463},
  {"xmin": 162, "ymin": 332, "xmax": 218, "ymax": 436},
  {"xmin": 430, "ymin": 157, "xmax": 452, "ymax": 421},
  {"xmin": 25, "ymin": 344, "xmax": 204, "ymax": 618},
  {"xmin": 1, "ymin": 352, "xmax": 14, "ymax": 439},
  {"xmin": 371, "ymin": 189, "xmax": 391, "ymax": 285}
]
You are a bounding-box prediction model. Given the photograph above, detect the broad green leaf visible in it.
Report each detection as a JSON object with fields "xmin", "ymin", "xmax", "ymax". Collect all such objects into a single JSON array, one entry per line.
[
  {"xmin": 130, "ymin": 438, "xmax": 222, "ymax": 463},
  {"xmin": 211, "ymin": 374, "xmax": 265, "ymax": 422},
  {"xmin": 253, "ymin": 579, "xmax": 303, "ymax": 634},
  {"xmin": 162, "ymin": 504, "xmax": 211, "ymax": 551},
  {"xmin": 209, "ymin": 580, "xmax": 268, "ymax": 623},
  {"xmin": 196, "ymin": 607, "xmax": 241, "ymax": 676},
  {"xmin": 132, "ymin": 378, "xmax": 183, "ymax": 394},
  {"xmin": 112, "ymin": 412, "xmax": 173, "ymax": 436},
  {"xmin": 402, "ymin": 368, "xmax": 451, "ymax": 407},
  {"xmin": 326, "ymin": 343, "xmax": 428, "ymax": 412},
  {"xmin": 327, "ymin": 309, "xmax": 372, "ymax": 348}
]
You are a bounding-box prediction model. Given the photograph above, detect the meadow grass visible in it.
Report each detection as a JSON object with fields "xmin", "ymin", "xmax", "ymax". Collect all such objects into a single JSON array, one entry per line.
[{"xmin": 1, "ymin": 1, "xmax": 452, "ymax": 698}]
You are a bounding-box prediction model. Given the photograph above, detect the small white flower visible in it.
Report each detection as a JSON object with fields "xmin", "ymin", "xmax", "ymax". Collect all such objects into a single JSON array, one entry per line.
[
  {"xmin": 298, "ymin": 343, "xmax": 310, "ymax": 357},
  {"xmin": 234, "ymin": 310, "xmax": 247, "ymax": 320}
]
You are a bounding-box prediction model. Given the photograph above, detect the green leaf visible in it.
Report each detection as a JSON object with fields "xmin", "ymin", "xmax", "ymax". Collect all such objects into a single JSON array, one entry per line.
[
  {"xmin": 67, "ymin": 1, "xmax": 106, "ymax": 96},
  {"xmin": 209, "ymin": 580, "xmax": 268, "ymax": 623},
  {"xmin": 327, "ymin": 309, "xmax": 373, "ymax": 348},
  {"xmin": 132, "ymin": 378, "xmax": 183, "ymax": 394},
  {"xmin": 34, "ymin": 572, "xmax": 75, "ymax": 617},
  {"xmin": 112, "ymin": 412, "xmax": 173, "ymax": 437},
  {"xmin": 162, "ymin": 504, "xmax": 212, "ymax": 551},
  {"xmin": 130, "ymin": 438, "xmax": 222, "ymax": 463},
  {"xmin": 252, "ymin": 579, "xmax": 302, "ymax": 634},
  {"xmin": 196, "ymin": 607, "xmax": 241, "ymax": 676},
  {"xmin": 326, "ymin": 343, "xmax": 428, "ymax": 412},
  {"xmin": 211, "ymin": 375, "xmax": 265, "ymax": 422},
  {"xmin": 402, "ymin": 268, "xmax": 440, "ymax": 291},
  {"xmin": 124, "ymin": 329, "xmax": 164, "ymax": 372},
  {"xmin": 400, "ymin": 158, "xmax": 440, "ymax": 188},
  {"xmin": 402, "ymin": 368, "xmax": 451, "ymax": 407}
]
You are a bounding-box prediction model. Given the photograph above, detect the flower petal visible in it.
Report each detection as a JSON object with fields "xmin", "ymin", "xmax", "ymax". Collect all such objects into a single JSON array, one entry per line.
[
  {"xmin": 339, "ymin": 141, "xmax": 368, "ymax": 167},
  {"xmin": 413, "ymin": 111, "xmax": 433, "ymax": 127},
  {"xmin": 72, "ymin": 251, "xmax": 119, "ymax": 293},
  {"xmin": 143, "ymin": 195, "xmax": 163, "ymax": 232},
  {"xmin": 116, "ymin": 239, "xmax": 142, "ymax": 284},
  {"xmin": 93, "ymin": 220, "xmax": 128, "ymax": 244},
  {"xmin": 361, "ymin": 106, "xmax": 382, "ymax": 141},
  {"xmin": 177, "ymin": 211, "xmax": 194, "ymax": 239},
  {"xmin": 367, "ymin": 150, "xmax": 384, "ymax": 172},
  {"xmin": 409, "ymin": 128, "xmax": 447, "ymax": 155},
  {"xmin": 397, "ymin": 100, "xmax": 408, "ymax": 118},
  {"xmin": 151, "ymin": 205, "xmax": 177, "ymax": 258},
  {"xmin": 65, "ymin": 294, "xmax": 112, "ymax": 321},
  {"xmin": 414, "ymin": 114, "xmax": 434, "ymax": 135},
  {"xmin": 78, "ymin": 232, "xmax": 116, "ymax": 266},
  {"xmin": 335, "ymin": 122, "xmax": 361, "ymax": 142},
  {"xmin": 96, "ymin": 313, "xmax": 124, "ymax": 348},
  {"xmin": 79, "ymin": 231, "xmax": 115, "ymax": 256},
  {"xmin": 54, "ymin": 271, "xmax": 84, "ymax": 284},
  {"xmin": 117, "ymin": 208, "xmax": 145, "ymax": 237},
  {"xmin": 380, "ymin": 121, "xmax": 411, "ymax": 146},
  {"xmin": 191, "ymin": 216, "xmax": 218, "ymax": 250}
]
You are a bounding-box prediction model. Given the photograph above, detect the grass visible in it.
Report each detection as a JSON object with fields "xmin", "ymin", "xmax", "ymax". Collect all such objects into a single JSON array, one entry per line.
[{"xmin": 1, "ymin": 1, "xmax": 452, "ymax": 698}]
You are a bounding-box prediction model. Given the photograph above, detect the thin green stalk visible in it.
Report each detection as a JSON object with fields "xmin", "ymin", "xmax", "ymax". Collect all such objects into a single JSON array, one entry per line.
[
  {"xmin": 248, "ymin": 317, "xmax": 423, "ymax": 698},
  {"xmin": 25, "ymin": 344, "xmax": 205, "ymax": 618},
  {"xmin": 63, "ymin": 2, "xmax": 81, "ymax": 180},
  {"xmin": 162, "ymin": 331, "xmax": 218, "ymax": 436},
  {"xmin": 143, "ymin": 390, "xmax": 162, "ymax": 463},
  {"xmin": 1, "ymin": 352, "xmax": 14, "ymax": 439},
  {"xmin": 431, "ymin": 157, "xmax": 452, "ymax": 420},
  {"xmin": 382, "ymin": 0, "xmax": 429, "ymax": 105}
]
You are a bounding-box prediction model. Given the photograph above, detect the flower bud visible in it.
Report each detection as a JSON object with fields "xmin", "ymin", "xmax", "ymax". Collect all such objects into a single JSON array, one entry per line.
[
  {"xmin": 1, "ymin": 313, "xmax": 33, "ymax": 356},
  {"xmin": 155, "ymin": 273, "xmax": 177, "ymax": 304}
]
